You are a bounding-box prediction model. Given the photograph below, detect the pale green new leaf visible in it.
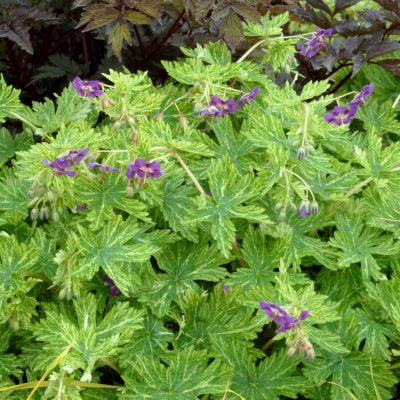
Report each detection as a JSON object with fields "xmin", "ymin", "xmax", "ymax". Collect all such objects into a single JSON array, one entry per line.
[{"xmin": 243, "ymin": 12, "xmax": 289, "ymax": 38}]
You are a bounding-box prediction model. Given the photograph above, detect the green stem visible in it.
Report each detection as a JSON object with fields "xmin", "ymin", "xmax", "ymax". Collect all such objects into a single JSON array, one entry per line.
[
  {"xmin": 285, "ymin": 168, "xmax": 316, "ymax": 202},
  {"xmin": 261, "ymin": 337, "xmax": 274, "ymax": 352},
  {"xmin": 9, "ymin": 111, "xmax": 37, "ymax": 130},
  {"xmin": 236, "ymin": 39, "xmax": 266, "ymax": 63}
]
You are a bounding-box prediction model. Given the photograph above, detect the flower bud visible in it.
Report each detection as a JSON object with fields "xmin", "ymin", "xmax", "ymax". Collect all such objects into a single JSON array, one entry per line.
[
  {"xmin": 126, "ymin": 183, "xmax": 134, "ymax": 198},
  {"xmin": 287, "ymin": 345, "xmax": 297, "ymax": 358},
  {"xmin": 127, "ymin": 116, "xmax": 135, "ymax": 125},
  {"xmin": 304, "ymin": 340, "xmax": 315, "ymax": 360},
  {"xmin": 52, "ymin": 209, "xmax": 60, "ymax": 223},
  {"xmin": 47, "ymin": 190, "xmax": 56, "ymax": 202},
  {"xmin": 39, "ymin": 206, "xmax": 49, "ymax": 221},
  {"xmin": 179, "ymin": 114, "xmax": 188, "ymax": 127},
  {"xmin": 30, "ymin": 208, "xmax": 38, "ymax": 220},
  {"xmin": 298, "ymin": 200, "xmax": 310, "ymax": 217},
  {"xmin": 297, "ymin": 146, "xmax": 306, "ymax": 160},
  {"xmin": 113, "ymin": 121, "xmax": 122, "ymax": 129},
  {"xmin": 154, "ymin": 112, "xmax": 164, "ymax": 121},
  {"xmin": 310, "ymin": 201, "xmax": 318, "ymax": 215}
]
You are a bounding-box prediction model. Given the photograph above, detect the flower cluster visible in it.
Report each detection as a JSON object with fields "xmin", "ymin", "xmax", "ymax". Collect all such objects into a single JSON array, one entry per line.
[
  {"xmin": 126, "ymin": 158, "xmax": 164, "ymax": 180},
  {"xmin": 299, "ymin": 28, "xmax": 333, "ymax": 58},
  {"xmin": 324, "ymin": 83, "xmax": 374, "ymax": 126},
  {"xmin": 199, "ymin": 87, "xmax": 259, "ymax": 117},
  {"xmin": 298, "ymin": 199, "xmax": 318, "ymax": 218},
  {"xmin": 42, "ymin": 148, "xmax": 89, "ymax": 177},
  {"xmin": 103, "ymin": 275, "xmax": 120, "ymax": 296},
  {"xmin": 72, "ymin": 77, "xmax": 104, "ymax": 98},
  {"xmin": 260, "ymin": 300, "xmax": 310, "ymax": 334}
]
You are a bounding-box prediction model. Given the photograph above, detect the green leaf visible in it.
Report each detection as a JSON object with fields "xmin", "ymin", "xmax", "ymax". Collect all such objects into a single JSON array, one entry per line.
[
  {"xmin": 329, "ymin": 212, "xmax": 398, "ymax": 280},
  {"xmin": 213, "ymin": 337, "xmax": 309, "ymax": 400},
  {"xmin": 303, "ymin": 352, "xmax": 396, "ymax": 400},
  {"xmin": 243, "ymin": 12, "xmax": 289, "ymax": 38},
  {"xmin": 27, "ymin": 293, "xmax": 143, "ymax": 380},
  {"xmin": 191, "ymin": 157, "xmax": 270, "ymax": 257},
  {"xmin": 176, "ymin": 289, "xmax": 261, "ymax": 349},
  {"xmin": 0, "ymin": 75, "xmax": 21, "ymax": 123},
  {"xmin": 76, "ymin": 217, "xmax": 158, "ymax": 294},
  {"xmin": 0, "ymin": 129, "xmax": 33, "ymax": 168},
  {"xmin": 138, "ymin": 239, "xmax": 227, "ymax": 317},
  {"xmin": 180, "ymin": 42, "xmax": 232, "ymax": 65},
  {"xmin": 122, "ymin": 347, "xmax": 232, "ymax": 399}
]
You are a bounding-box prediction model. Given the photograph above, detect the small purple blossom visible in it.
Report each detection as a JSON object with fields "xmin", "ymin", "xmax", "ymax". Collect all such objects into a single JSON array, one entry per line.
[
  {"xmin": 42, "ymin": 148, "xmax": 89, "ymax": 177},
  {"xmin": 199, "ymin": 95, "xmax": 237, "ymax": 117},
  {"xmin": 126, "ymin": 158, "xmax": 164, "ymax": 180},
  {"xmin": 87, "ymin": 162, "xmax": 120, "ymax": 174},
  {"xmin": 76, "ymin": 204, "xmax": 88, "ymax": 211},
  {"xmin": 72, "ymin": 77, "xmax": 104, "ymax": 98},
  {"xmin": 299, "ymin": 28, "xmax": 333, "ymax": 58},
  {"xmin": 349, "ymin": 83, "xmax": 374, "ymax": 108},
  {"xmin": 42, "ymin": 159, "xmax": 76, "ymax": 177},
  {"xmin": 237, "ymin": 87, "xmax": 260, "ymax": 108},
  {"xmin": 323, "ymin": 105, "xmax": 357, "ymax": 126},
  {"xmin": 298, "ymin": 200, "xmax": 310, "ymax": 217},
  {"xmin": 221, "ymin": 284, "xmax": 230, "ymax": 294},
  {"xmin": 103, "ymin": 275, "xmax": 121, "ymax": 296},
  {"xmin": 260, "ymin": 300, "xmax": 310, "ymax": 333}
]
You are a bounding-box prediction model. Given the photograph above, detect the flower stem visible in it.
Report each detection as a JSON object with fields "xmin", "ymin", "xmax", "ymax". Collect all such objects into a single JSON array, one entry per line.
[
  {"xmin": 9, "ymin": 111, "xmax": 37, "ymax": 130},
  {"xmin": 150, "ymin": 147, "xmax": 207, "ymax": 196},
  {"xmin": 261, "ymin": 337, "xmax": 274, "ymax": 352},
  {"xmin": 285, "ymin": 168, "xmax": 316, "ymax": 202},
  {"xmin": 236, "ymin": 39, "xmax": 266, "ymax": 63}
]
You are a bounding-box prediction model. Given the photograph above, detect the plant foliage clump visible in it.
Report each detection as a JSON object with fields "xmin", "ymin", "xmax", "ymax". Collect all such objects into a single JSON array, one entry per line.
[{"xmin": 1, "ymin": 8, "xmax": 400, "ymax": 400}]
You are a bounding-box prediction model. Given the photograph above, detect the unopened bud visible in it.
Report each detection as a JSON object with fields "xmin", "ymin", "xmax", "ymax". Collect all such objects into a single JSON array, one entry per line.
[
  {"xmin": 47, "ymin": 190, "xmax": 56, "ymax": 202},
  {"xmin": 297, "ymin": 146, "xmax": 306, "ymax": 160},
  {"xmin": 154, "ymin": 112, "xmax": 164, "ymax": 121},
  {"xmin": 126, "ymin": 183, "xmax": 134, "ymax": 198},
  {"xmin": 39, "ymin": 206, "xmax": 49, "ymax": 221},
  {"xmin": 27, "ymin": 186, "xmax": 36, "ymax": 199},
  {"xmin": 287, "ymin": 345, "xmax": 297, "ymax": 358},
  {"xmin": 304, "ymin": 341, "xmax": 315, "ymax": 360},
  {"xmin": 298, "ymin": 199, "xmax": 310, "ymax": 217},
  {"xmin": 52, "ymin": 209, "xmax": 60, "ymax": 222},
  {"xmin": 310, "ymin": 201, "xmax": 318, "ymax": 215},
  {"xmin": 30, "ymin": 208, "xmax": 38, "ymax": 220},
  {"xmin": 113, "ymin": 121, "xmax": 122, "ymax": 129},
  {"xmin": 127, "ymin": 116, "xmax": 135, "ymax": 125},
  {"xmin": 130, "ymin": 133, "xmax": 139, "ymax": 144},
  {"xmin": 179, "ymin": 114, "xmax": 188, "ymax": 127}
]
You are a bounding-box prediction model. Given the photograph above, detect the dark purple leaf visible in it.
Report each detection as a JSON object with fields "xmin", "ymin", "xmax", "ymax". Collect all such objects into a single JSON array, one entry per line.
[
  {"xmin": 351, "ymin": 54, "xmax": 367, "ymax": 77},
  {"xmin": 307, "ymin": 0, "xmax": 332, "ymax": 15},
  {"xmin": 377, "ymin": 59, "xmax": 400, "ymax": 75},
  {"xmin": 334, "ymin": 0, "xmax": 360, "ymax": 13}
]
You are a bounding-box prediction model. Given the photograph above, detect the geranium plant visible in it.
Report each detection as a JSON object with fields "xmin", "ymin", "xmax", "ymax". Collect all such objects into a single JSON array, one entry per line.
[{"xmin": 1, "ymin": 11, "xmax": 400, "ymax": 400}]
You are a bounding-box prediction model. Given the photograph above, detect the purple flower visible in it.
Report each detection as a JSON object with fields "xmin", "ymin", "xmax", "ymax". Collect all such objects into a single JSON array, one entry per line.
[
  {"xmin": 76, "ymin": 204, "xmax": 88, "ymax": 211},
  {"xmin": 349, "ymin": 83, "xmax": 374, "ymax": 108},
  {"xmin": 237, "ymin": 87, "xmax": 260, "ymax": 108},
  {"xmin": 221, "ymin": 283, "xmax": 230, "ymax": 293},
  {"xmin": 72, "ymin": 77, "xmax": 104, "ymax": 98},
  {"xmin": 323, "ymin": 105, "xmax": 356, "ymax": 126},
  {"xmin": 42, "ymin": 159, "xmax": 76, "ymax": 177},
  {"xmin": 199, "ymin": 95, "xmax": 237, "ymax": 117},
  {"xmin": 260, "ymin": 300, "xmax": 310, "ymax": 333},
  {"xmin": 299, "ymin": 28, "xmax": 333, "ymax": 58},
  {"xmin": 62, "ymin": 148, "xmax": 89, "ymax": 166},
  {"xmin": 42, "ymin": 148, "xmax": 89, "ymax": 177},
  {"xmin": 103, "ymin": 275, "xmax": 121, "ymax": 296},
  {"xmin": 87, "ymin": 162, "xmax": 120, "ymax": 174},
  {"xmin": 126, "ymin": 158, "xmax": 164, "ymax": 180}
]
